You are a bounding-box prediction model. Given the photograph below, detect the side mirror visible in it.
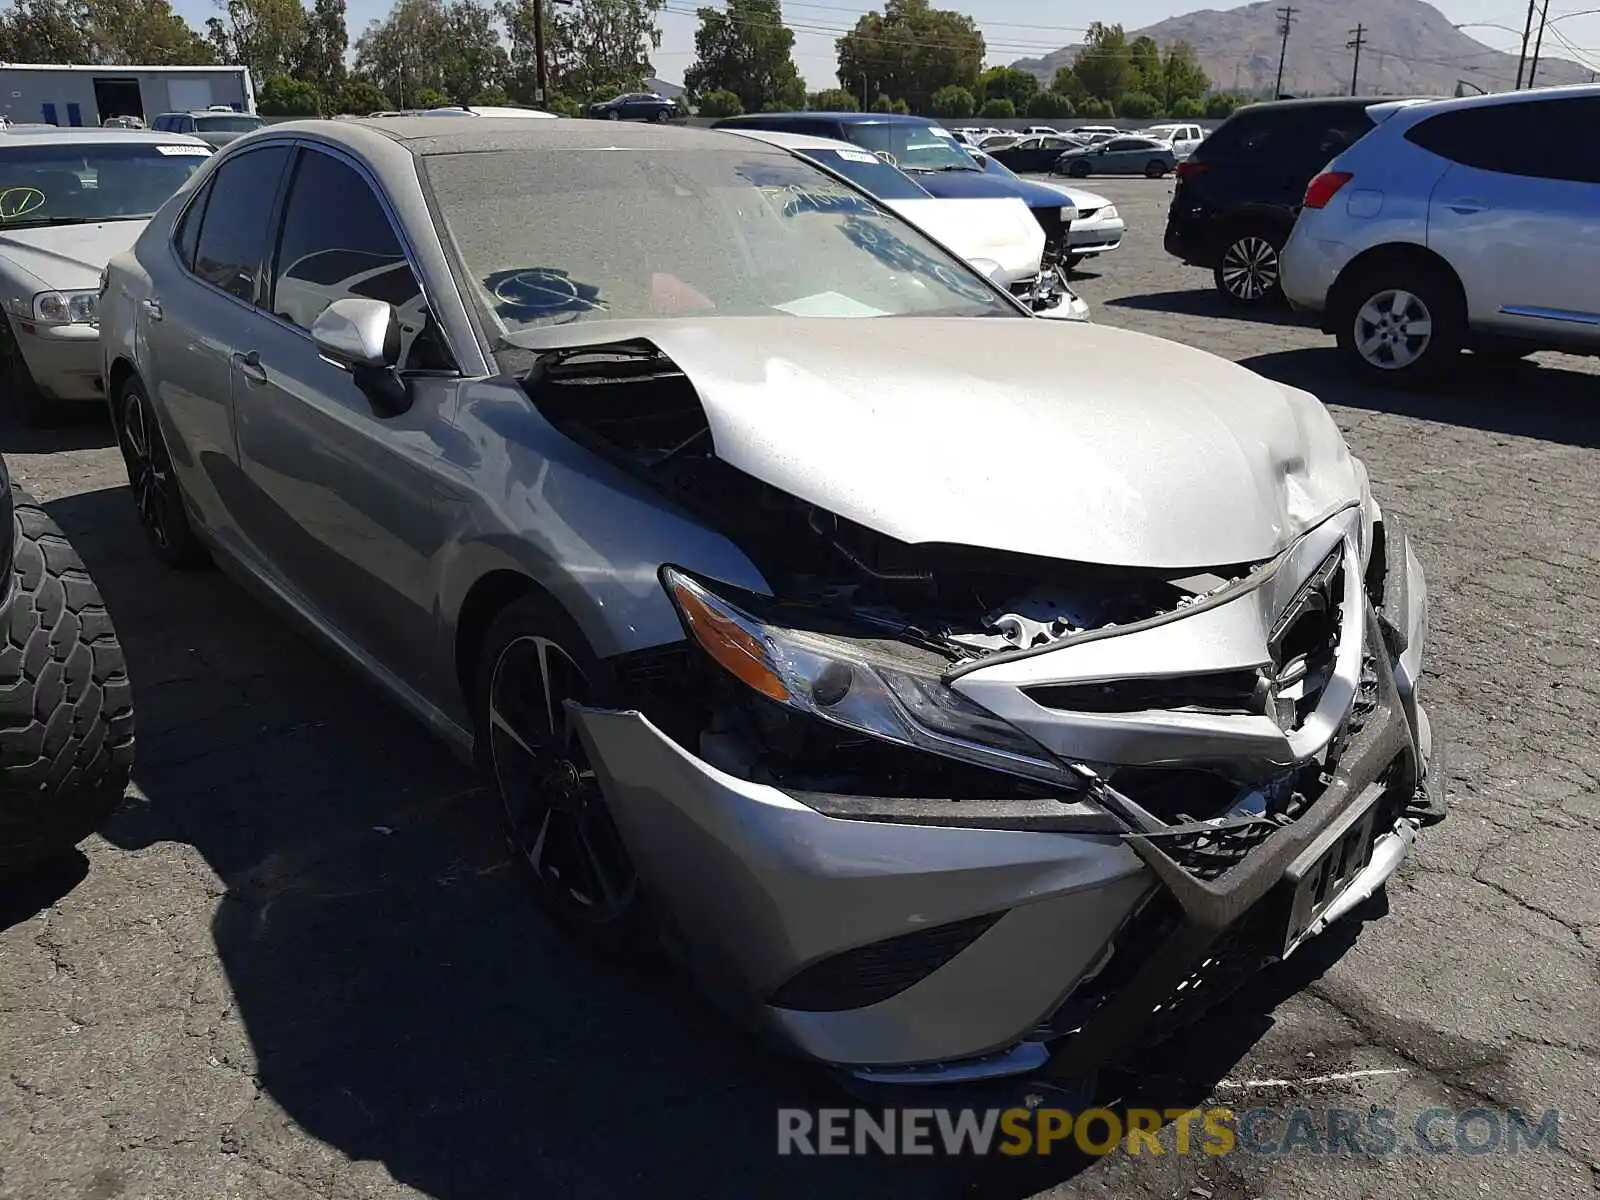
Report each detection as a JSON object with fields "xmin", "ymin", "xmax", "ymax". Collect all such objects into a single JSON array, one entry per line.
[{"xmin": 310, "ymin": 297, "xmax": 410, "ymax": 417}]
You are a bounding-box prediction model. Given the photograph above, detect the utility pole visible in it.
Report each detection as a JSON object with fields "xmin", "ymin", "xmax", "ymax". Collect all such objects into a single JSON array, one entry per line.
[
  {"xmin": 533, "ymin": 0, "xmax": 547, "ymax": 105},
  {"xmin": 1528, "ymin": 0, "xmax": 1551, "ymax": 87},
  {"xmin": 1274, "ymin": 5, "xmax": 1297, "ymax": 98},
  {"xmin": 1347, "ymin": 24, "xmax": 1366, "ymax": 95},
  {"xmin": 1516, "ymin": 0, "xmax": 1536, "ymax": 87}
]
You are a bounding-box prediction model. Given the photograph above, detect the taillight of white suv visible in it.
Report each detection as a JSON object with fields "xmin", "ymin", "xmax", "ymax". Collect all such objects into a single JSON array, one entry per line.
[{"xmin": 1303, "ymin": 171, "xmax": 1353, "ymax": 209}]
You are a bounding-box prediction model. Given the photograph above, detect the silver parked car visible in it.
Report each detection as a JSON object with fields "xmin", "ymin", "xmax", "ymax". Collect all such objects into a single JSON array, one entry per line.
[
  {"xmin": 101, "ymin": 118, "xmax": 1440, "ymax": 1087},
  {"xmin": 1055, "ymin": 135, "xmax": 1179, "ymax": 179},
  {"xmin": 1281, "ymin": 86, "xmax": 1600, "ymax": 383},
  {"xmin": 0, "ymin": 126, "xmax": 211, "ymax": 424}
]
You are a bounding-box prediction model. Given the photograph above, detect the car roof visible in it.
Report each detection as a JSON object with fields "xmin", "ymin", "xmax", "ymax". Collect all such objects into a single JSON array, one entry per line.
[
  {"xmin": 718, "ymin": 111, "xmax": 939, "ymax": 127},
  {"xmin": 1368, "ymin": 81, "xmax": 1600, "ymax": 125},
  {"xmin": 160, "ymin": 110, "xmax": 261, "ymax": 118},
  {"xmin": 1229, "ymin": 94, "xmax": 1435, "ymax": 119},
  {"xmin": 0, "ymin": 126, "xmax": 211, "ymax": 147},
  {"xmin": 265, "ymin": 115, "xmax": 790, "ymax": 158},
  {"xmin": 722, "ymin": 127, "xmax": 868, "ymax": 154}
]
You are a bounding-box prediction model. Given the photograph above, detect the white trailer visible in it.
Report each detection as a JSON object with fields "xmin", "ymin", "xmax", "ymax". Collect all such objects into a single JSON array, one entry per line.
[{"xmin": 0, "ymin": 64, "xmax": 255, "ymax": 128}]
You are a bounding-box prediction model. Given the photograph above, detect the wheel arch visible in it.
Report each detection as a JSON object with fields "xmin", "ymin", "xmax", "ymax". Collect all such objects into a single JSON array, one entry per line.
[
  {"xmin": 105, "ymin": 357, "xmax": 139, "ymax": 433},
  {"xmin": 1326, "ymin": 242, "xmax": 1464, "ymax": 336}
]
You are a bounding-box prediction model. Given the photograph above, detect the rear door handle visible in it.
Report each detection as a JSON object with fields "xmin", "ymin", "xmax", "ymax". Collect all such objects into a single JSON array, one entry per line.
[
  {"xmin": 1446, "ymin": 197, "xmax": 1489, "ymax": 214},
  {"xmin": 141, "ymin": 298, "xmax": 162, "ymax": 322},
  {"xmin": 231, "ymin": 349, "xmax": 268, "ymax": 385}
]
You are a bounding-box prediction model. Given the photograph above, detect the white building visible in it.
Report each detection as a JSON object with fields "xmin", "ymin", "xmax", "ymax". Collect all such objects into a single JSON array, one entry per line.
[{"xmin": 0, "ymin": 64, "xmax": 255, "ymax": 128}]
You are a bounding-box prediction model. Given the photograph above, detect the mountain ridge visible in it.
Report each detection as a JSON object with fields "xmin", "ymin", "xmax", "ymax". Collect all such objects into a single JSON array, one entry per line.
[{"xmin": 1011, "ymin": 0, "xmax": 1594, "ymax": 97}]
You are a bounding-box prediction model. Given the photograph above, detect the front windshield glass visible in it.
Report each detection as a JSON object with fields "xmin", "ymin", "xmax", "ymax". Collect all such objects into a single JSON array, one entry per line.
[
  {"xmin": 195, "ymin": 115, "xmax": 263, "ymax": 132},
  {"xmin": 795, "ymin": 147, "xmax": 931, "ymax": 201},
  {"xmin": 427, "ymin": 146, "xmax": 1012, "ymax": 335},
  {"xmin": 0, "ymin": 141, "xmax": 210, "ymax": 226},
  {"xmin": 840, "ymin": 123, "xmax": 981, "ymax": 173}
]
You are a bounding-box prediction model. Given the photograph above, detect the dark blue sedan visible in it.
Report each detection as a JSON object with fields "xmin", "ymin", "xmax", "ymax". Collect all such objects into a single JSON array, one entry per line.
[{"xmin": 588, "ymin": 92, "xmax": 677, "ymax": 122}]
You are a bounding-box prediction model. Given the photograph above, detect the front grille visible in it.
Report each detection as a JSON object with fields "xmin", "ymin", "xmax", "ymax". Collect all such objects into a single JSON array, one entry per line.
[{"xmin": 767, "ymin": 911, "xmax": 1005, "ymax": 1012}]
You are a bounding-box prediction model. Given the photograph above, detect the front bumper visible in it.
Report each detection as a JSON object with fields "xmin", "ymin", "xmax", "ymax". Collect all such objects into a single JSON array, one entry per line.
[
  {"xmin": 570, "ymin": 511, "xmax": 1436, "ymax": 1083},
  {"xmin": 1068, "ymin": 215, "xmax": 1125, "ymax": 256},
  {"xmin": 13, "ymin": 321, "xmax": 102, "ymax": 401}
]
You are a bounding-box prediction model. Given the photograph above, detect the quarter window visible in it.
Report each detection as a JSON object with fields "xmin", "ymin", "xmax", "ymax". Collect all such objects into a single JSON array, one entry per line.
[
  {"xmin": 173, "ymin": 179, "xmax": 209, "ymax": 270},
  {"xmin": 268, "ymin": 148, "xmax": 451, "ymax": 370},
  {"xmin": 191, "ymin": 145, "xmax": 289, "ymax": 302},
  {"xmin": 1405, "ymin": 98, "xmax": 1600, "ymax": 184}
]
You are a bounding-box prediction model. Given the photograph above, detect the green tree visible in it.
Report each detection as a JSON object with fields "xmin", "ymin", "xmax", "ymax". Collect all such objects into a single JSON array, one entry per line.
[
  {"xmin": 1129, "ymin": 35, "xmax": 1160, "ymax": 94},
  {"xmin": 90, "ymin": 0, "xmax": 215, "ymax": 63},
  {"xmin": 977, "ymin": 96, "xmax": 1013, "ymax": 118},
  {"xmin": 835, "ymin": 0, "xmax": 983, "ymax": 114},
  {"xmin": 1074, "ymin": 22, "xmax": 1133, "ymax": 106},
  {"xmin": 978, "ymin": 65, "xmax": 1036, "ymax": 110},
  {"xmin": 870, "ymin": 91, "xmax": 894, "ymax": 112},
  {"xmin": 928, "ymin": 84, "xmax": 974, "ymax": 118},
  {"xmin": 1051, "ymin": 65, "xmax": 1086, "ymax": 106},
  {"xmin": 1170, "ymin": 95, "xmax": 1204, "ymax": 118},
  {"xmin": 891, "ymin": 96, "xmax": 909, "ymax": 114},
  {"xmin": 473, "ymin": 82, "xmax": 511, "ymax": 104},
  {"xmin": 0, "ymin": 0, "xmax": 93, "ymax": 62},
  {"xmin": 546, "ymin": 0, "xmax": 664, "ymax": 101},
  {"xmin": 544, "ymin": 93, "xmax": 584, "ymax": 115},
  {"xmin": 297, "ymin": 0, "xmax": 348, "ymax": 99},
  {"xmin": 1025, "ymin": 91, "xmax": 1072, "ymax": 119},
  {"xmin": 205, "ymin": 0, "xmax": 305, "ymax": 83},
  {"xmin": 808, "ymin": 87, "xmax": 857, "ymax": 111},
  {"xmin": 335, "ymin": 76, "xmax": 390, "ymax": 113},
  {"xmin": 1204, "ymin": 91, "xmax": 1241, "ymax": 118},
  {"xmin": 354, "ymin": 0, "xmax": 506, "ymax": 107},
  {"xmin": 1158, "ymin": 41, "xmax": 1210, "ymax": 111},
  {"xmin": 697, "ymin": 88, "xmax": 743, "ymax": 116},
  {"xmin": 1079, "ymin": 96, "xmax": 1113, "ymax": 118},
  {"xmin": 683, "ymin": 0, "xmax": 804, "ymax": 115},
  {"xmin": 257, "ymin": 73, "xmax": 322, "ymax": 113},
  {"xmin": 1118, "ymin": 89, "xmax": 1158, "ymax": 118},
  {"xmin": 414, "ymin": 85, "xmax": 449, "ymax": 107}
]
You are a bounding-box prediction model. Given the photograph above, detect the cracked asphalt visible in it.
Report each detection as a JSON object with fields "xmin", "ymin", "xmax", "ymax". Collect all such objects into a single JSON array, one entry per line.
[{"xmin": 2, "ymin": 176, "xmax": 1597, "ymax": 1200}]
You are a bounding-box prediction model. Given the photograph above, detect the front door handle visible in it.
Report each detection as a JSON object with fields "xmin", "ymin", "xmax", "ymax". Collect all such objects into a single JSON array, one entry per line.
[
  {"xmin": 231, "ymin": 349, "xmax": 268, "ymax": 385},
  {"xmin": 141, "ymin": 298, "xmax": 162, "ymax": 322},
  {"xmin": 1446, "ymin": 197, "xmax": 1489, "ymax": 215}
]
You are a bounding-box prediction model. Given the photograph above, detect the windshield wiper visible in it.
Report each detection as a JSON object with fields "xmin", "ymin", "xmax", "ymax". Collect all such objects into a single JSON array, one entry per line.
[{"xmin": 0, "ymin": 215, "xmax": 131, "ymax": 228}]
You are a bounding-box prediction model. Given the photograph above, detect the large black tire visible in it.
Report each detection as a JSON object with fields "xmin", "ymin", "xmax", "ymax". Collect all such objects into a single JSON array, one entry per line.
[
  {"xmin": 115, "ymin": 375, "xmax": 208, "ymax": 568},
  {"xmin": 473, "ymin": 592, "xmax": 655, "ymax": 959},
  {"xmin": 0, "ymin": 313, "xmax": 55, "ymax": 429},
  {"xmin": 0, "ymin": 492, "xmax": 134, "ymax": 876},
  {"xmin": 1333, "ymin": 262, "xmax": 1465, "ymax": 387}
]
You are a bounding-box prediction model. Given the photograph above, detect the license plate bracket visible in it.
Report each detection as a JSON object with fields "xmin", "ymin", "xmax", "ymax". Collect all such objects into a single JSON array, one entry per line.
[{"xmin": 1280, "ymin": 784, "xmax": 1386, "ymax": 956}]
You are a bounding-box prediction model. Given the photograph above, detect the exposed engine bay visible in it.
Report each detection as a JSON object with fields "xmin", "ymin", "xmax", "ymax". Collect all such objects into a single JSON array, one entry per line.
[{"xmin": 526, "ymin": 341, "xmax": 1259, "ymax": 662}]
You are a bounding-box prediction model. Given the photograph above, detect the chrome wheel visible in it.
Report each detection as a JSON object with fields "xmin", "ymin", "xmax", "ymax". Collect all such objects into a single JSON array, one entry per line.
[
  {"xmin": 487, "ymin": 634, "xmax": 635, "ymax": 921},
  {"xmin": 1219, "ymin": 235, "xmax": 1279, "ymax": 301},
  {"xmin": 1354, "ymin": 288, "xmax": 1433, "ymax": 371},
  {"xmin": 120, "ymin": 391, "xmax": 171, "ymax": 550}
]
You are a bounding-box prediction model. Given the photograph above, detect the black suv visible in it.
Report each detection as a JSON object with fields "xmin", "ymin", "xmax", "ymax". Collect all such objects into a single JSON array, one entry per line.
[{"xmin": 1164, "ymin": 97, "xmax": 1425, "ymax": 305}]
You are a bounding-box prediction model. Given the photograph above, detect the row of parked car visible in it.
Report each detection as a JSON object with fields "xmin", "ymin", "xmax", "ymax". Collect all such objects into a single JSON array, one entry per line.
[
  {"xmin": 1163, "ymin": 85, "xmax": 1600, "ymax": 382},
  {"xmin": 5, "ymin": 108, "xmax": 1437, "ymax": 1097}
]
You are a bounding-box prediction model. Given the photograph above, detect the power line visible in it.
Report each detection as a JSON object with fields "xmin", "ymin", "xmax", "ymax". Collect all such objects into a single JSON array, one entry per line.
[
  {"xmin": 1274, "ymin": 4, "xmax": 1296, "ymax": 96},
  {"xmin": 1347, "ymin": 23, "xmax": 1366, "ymax": 94}
]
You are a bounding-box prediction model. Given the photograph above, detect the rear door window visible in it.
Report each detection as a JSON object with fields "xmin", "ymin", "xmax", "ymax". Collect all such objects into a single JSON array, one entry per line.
[
  {"xmin": 1405, "ymin": 98, "xmax": 1600, "ymax": 183},
  {"xmin": 190, "ymin": 145, "xmax": 290, "ymax": 302}
]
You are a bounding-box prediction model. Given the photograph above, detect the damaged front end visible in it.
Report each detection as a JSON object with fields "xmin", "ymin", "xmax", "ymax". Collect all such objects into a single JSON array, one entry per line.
[{"xmin": 527, "ymin": 334, "xmax": 1440, "ymax": 1085}]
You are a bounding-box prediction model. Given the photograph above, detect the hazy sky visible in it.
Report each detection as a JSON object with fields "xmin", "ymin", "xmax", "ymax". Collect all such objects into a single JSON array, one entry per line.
[{"xmin": 171, "ymin": 0, "xmax": 1600, "ymax": 91}]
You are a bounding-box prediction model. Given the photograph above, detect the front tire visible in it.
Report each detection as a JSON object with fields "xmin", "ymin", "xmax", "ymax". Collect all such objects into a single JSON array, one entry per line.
[
  {"xmin": 0, "ymin": 491, "xmax": 134, "ymax": 876},
  {"xmin": 1213, "ymin": 227, "xmax": 1285, "ymax": 305},
  {"xmin": 115, "ymin": 376, "xmax": 207, "ymax": 568},
  {"xmin": 1068, "ymin": 160, "xmax": 1091, "ymax": 178},
  {"xmin": 1334, "ymin": 265, "xmax": 1465, "ymax": 385},
  {"xmin": 474, "ymin": 594, "xmax": 654, "ymax": 959},
  {"xmin": 606, "ymin": 109, "xmax": 621, "ymax": 121}
]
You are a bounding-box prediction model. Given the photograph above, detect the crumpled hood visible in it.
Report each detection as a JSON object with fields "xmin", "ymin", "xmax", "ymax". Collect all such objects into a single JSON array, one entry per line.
[
  {"xmin": 0, "ymin": 221, "xmax": 146, "ymax": 292},
  {"xmin": 882, "ymin": 196, "xmax": 1044, "ymax": 284},
  {"xmin": 512, "ymin": 316, "xmax": 1363, "ymax": 569}
]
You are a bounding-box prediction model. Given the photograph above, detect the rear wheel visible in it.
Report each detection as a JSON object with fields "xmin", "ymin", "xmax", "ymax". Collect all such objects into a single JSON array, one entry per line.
[
  {"xmin": 0, "ymin": 491, "xmax": 135, "ymax": 876},
  {"xmin": 474, "ymin": 594, "xmax": 654, "ymax": 959},
  {"xmin": 1334, "ymin": 264, "xmax": 1465, "ymax": 386},
  {"xmin": 115, "ymin": 376, "xmax": 207, "ymax": 568},
  {"xmin": 1144, "ymin": 159, "xmax": 1169, "ymax": 178},
  {"xmin": 1213, "ymin": 228, "xmax": 1285, "ymax": 305}
]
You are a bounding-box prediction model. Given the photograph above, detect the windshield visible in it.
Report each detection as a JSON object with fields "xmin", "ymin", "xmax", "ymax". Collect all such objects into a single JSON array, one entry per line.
[
  {"xmin": 793, "ymin": 147, "xmax": 931, "ymax": 201},
  {"xmin": 0, "ymin": 141, "xmax": 210, "ymax": 226},
  {"xmin": 195, "ymin": 115, "xmax": 263, "ymax": 132},
  {"xmin": 425, "ymin": 147, "xmax": 1011, "ymax": 334},
  {"xmin": 839, "ymin": 123, "xmax": 981, "ymax": 173}
]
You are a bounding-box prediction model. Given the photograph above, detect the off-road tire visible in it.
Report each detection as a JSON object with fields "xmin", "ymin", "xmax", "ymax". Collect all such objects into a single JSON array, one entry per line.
[{"xmin": 0, "ymin": 493, "xmax": 134, "ymax": 876}]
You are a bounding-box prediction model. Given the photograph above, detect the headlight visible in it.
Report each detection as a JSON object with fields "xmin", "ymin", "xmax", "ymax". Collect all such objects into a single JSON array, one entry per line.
[
  {"xmin": 1060, "ymin": 205, "xmax": 1077, "ymax": 221},
  {"xmin": 33, "ymin": 290, "xmax": 98, "ymax": 325},
  {"xmin": 663, "ymin": 567, "xmax": 1075, "ymax": 786},
  {"xmin": 1099, "ymin": 205, "xmax": 1119, "ymax": 220}
]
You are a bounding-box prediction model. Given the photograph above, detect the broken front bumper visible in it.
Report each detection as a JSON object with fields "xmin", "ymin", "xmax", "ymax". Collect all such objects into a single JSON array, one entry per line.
[{"xmin": 569, "ymin": 512, "xmax": 1437, "ymax": 1084}]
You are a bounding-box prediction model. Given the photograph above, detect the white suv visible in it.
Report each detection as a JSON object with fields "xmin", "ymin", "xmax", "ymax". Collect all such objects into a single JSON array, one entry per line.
[{"xmin": 1280, "ymin": 86, "xmax": 1600, "ymax": 383}]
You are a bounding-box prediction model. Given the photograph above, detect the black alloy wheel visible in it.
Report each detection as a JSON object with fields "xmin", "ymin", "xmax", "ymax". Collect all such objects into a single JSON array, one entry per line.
[{"xmin": 116, "ymin": 378, "xmax": 207, "ymax": 566}]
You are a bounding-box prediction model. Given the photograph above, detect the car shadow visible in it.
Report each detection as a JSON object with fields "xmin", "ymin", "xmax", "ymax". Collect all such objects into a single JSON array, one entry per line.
[
  {"xmin": 1107, "ymin": 289, "xmax": 1315, "ymax": 328},
  {"xmin": 1241, "ymin": 347, "xmax": 1600, "ymax": 449},
  {"xmin": 38, "ymin": 482, "xmax": 1383, "ymax": 1198},
  {"xmin": 0, "ymin": 403, "xmax": 118, "ymax": 454},
  {"xmin": 0, "ymin": 849, "xmax": 89, "ymax": 932}
]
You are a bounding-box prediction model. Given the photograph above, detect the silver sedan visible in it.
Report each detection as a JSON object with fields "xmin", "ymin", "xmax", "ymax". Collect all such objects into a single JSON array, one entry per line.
[
  {"xmin": 1054, "ymin": 135, "xmax": 1180, "ymax": 178},
  {"xmin": 99, "ymin": 117, "xmax": 1440, "ymax": 1089}
]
